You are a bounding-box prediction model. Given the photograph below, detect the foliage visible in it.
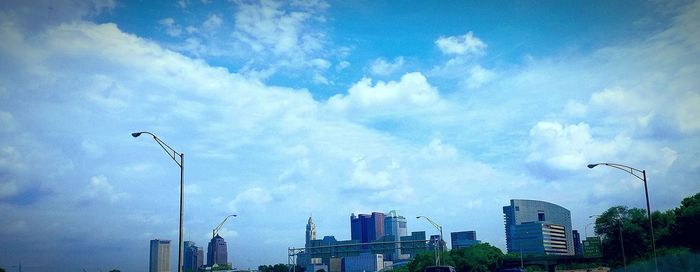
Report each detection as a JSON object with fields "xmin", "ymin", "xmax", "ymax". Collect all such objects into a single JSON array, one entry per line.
[
  {"xmin": 449, "ymin": 243, "xmax": 504, "ymax": 272},
  {"xmin": 407, "ymin": 250, "xmax": 455, "ymax": 272},
  {"xmin": 671, "ymin": 192, "xmax": 700, "ymax": 249},
  {"xmin": 593, "ymin": 192, "xmax": 700, "ymax": 268},
  {"xmin": 259, "ymin": 263, "xmax": 299, "ymax": 272},
  {"xmin": 0, "ymin": 268, "xmax": 5, "ymax": 272}
]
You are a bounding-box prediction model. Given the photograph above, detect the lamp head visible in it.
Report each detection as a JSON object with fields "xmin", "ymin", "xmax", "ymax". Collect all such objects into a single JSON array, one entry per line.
[
  {"xmin": 587, "ymin": 164, "xmax": 597, "ymax": 169},
  {"xmin": 232, "ymin": 214, "xmax": 237, "ymax": 217},
  {"xmin": 131, "ymin": 132, "xmax": 143, "ymax": 138}
]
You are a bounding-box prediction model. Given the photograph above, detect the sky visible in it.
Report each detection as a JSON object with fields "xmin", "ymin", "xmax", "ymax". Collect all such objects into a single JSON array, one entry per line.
[{"xmin": 0, "ymin": 0, "xmax": 699, "ymax": 271}]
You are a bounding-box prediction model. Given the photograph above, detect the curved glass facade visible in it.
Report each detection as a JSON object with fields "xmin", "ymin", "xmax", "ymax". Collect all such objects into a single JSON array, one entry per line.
[{"xmin": 503, "ymin": 199, "xmax": 574, "ymax": 255}]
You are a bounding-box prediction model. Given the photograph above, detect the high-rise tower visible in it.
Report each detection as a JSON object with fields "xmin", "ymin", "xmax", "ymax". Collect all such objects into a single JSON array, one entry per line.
[
  {"xmin": 306, "ymin": 216, "xmax": 316, "ymax": 247},
  {"xmin": 350, "ymin": 212, "xmax": 385, "ymax": 243},
  {"xmin": 149, "ymin": 239, "xmax": 171, "ymax": 272},
  {"xmin": 207, "ymin": 235, "xmax": 228, "ymax": 266}
]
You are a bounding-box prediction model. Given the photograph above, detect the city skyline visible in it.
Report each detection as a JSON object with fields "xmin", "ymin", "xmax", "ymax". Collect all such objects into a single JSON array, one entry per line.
[{"xmin": 1, "ymin": 0, "xmax": 700, "ymax": 271}]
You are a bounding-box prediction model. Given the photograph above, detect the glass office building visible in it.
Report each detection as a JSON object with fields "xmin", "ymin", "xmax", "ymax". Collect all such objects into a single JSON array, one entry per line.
[{"xmin": 503, "ymin": 199, "xmax": 574, "ymax": 255}]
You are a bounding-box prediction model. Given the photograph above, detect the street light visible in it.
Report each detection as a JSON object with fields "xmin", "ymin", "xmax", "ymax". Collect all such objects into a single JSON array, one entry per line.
[
  {"xmin": 588, "ymin": 162, "xmax": 657, "ymax": 271},
  {"xmin": 133, "ymin": 131, "xmax": 185, "ymax": 272},
  {"xmin": 416, "ymin": 216, "xmax": 443, "ymax": 266}
]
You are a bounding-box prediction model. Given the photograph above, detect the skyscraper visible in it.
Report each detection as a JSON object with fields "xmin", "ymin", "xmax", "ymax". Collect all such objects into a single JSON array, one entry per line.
[
  {"xmin": 350, "ymin": 212, "xmax": 385, "ymax": 243},
  {"xmin": 384, "ymin": 210, "xmax": 407, "ymax": 260},
  {"xmin": 184, "ymin": 241, "xmax": 204, "ymax": 272},
  {"xmin": 306, "ymin": 216, "xmax": 317, "ymax": 246},
  {"xmin": 572, "ymin": 230, "xmax": 583, "ymax": 256},
  {"xmin": 300, "ymin": 216, "xmax": 317, "ymax": 266},
  {"xmin": 207, "ymin": 235, "xmax": 228, "ymax": 266},
  {"xmin": 149, "ymin": 239, "xmax": 171, "ymax": 272},
  {"xmin": 384, "ymin": 211, "xmax": 407, "ymax": 238},
  {"xmin": 503, "ymin": 199, "xmax": 574, "ymax": 256}
]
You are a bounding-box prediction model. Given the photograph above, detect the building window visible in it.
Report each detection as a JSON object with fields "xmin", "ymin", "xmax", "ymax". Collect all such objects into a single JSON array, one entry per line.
[
  {"xmin": 515, "ymin": 206, "xmax": 519, "ymax": 211},
  {"xmin": 538, "ymin": 211, "xmax": 545, "ymax": 221}
]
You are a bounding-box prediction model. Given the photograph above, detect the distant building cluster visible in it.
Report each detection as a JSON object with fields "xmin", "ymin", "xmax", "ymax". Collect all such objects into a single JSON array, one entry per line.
[
  {"xmin": 297, "ymin": 210, "xmax": 480, "ymax": 272},
  {"xmin": 150, "ymin": 233, "xmax": 233, "ymax": 272},
  {"xmin": 151, "ymin": 198, "xmax": 591, "ymax": 272}
]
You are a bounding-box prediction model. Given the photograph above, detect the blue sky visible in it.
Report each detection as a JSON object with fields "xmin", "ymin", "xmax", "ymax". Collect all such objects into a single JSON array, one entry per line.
[{"xmin": 1, "ymin": 0, "xmax": 699, "ymax": 271}]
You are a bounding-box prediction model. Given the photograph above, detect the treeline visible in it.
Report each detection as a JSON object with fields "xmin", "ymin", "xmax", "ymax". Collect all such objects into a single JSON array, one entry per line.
[
  {"xmin": 396, "ymin": 243, "xmax": 506, "ymax": 272},
  {"xmin": 593, "ymin": 192, "xmax": 700, "ymax": 269}
]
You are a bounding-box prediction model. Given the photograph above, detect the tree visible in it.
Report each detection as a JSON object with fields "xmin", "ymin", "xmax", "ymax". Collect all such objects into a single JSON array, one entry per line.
[
  {"xmin": 594, "ymin": 206, "xmax": 651, "ymax": 267},
  {"xmin": 449, "ymin": 243, "xmax": 504, "ymax": 272},
  {"xmin": 407, "ymin": 251, "xmax": 455, "ymax": 272},
  {"xmin": 672, "ymin": 192, "xmax": 700, "ymax": 249}
]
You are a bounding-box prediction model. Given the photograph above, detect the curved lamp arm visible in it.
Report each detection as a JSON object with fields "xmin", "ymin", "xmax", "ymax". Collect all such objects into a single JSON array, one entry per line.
[
  {"xmin": 132, "ymin": 131, "xmax": 182, "ymax": 167},
  {"xmin": 587, "ymin": 162, "xmax": 644, "ymax": 182}
]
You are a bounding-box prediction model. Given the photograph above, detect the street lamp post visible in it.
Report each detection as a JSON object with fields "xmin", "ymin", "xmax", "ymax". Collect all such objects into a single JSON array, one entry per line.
[
  {"xmin": 588, "ymin": 163, "xmax": 658, "ymax": 271},
  {"xmin": 133, "ymin": 131, "xmax": 185, "ymax": 272},
  {"xmin": 416, "ymin": 216, "xmax": 443, "ymax": 266}
]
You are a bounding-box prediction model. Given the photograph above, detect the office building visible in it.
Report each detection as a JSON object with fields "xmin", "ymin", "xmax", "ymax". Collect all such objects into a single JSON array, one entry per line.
[
  {"xmin": 207, "ymin": 234, "xmax": 228, "ymax": 266},
  {"xmin": 149, "ymin": 239, "xmax": 171, "ymax": 272},
  {"xmin": 351, "ymin": 212, "xmax": 385, "ymax": 244},
  {"xmin": 503, "ymin": 199, "xmax": 574, "ymax": 255},
  {"xmin": 451, "ymin": 231, "xmax": 481, "ymax": 249},
  {"xmin": 384, "ymin": 210, "xmax": 407, "ymax": 260},
  {"xmin": 572, "ymin": 230, "xmax": 583, "ymax": 256},
  {"xmin": 184, "ymin": 241, "xmax": 204, "ymax": 272},
  {"xmin": 384, "ymin": 211, "xmax": 407, "ymax": 238},
  {"xmin": 344, "ymin": 253, "xmax": 384, "ymax": 272}
]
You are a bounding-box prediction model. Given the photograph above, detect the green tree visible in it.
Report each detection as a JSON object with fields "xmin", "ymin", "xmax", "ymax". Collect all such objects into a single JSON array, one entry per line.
[
  {"xmin": 407, "ymin": 251, "xmax": 455, "ymax": 272},
  {"xmin": 449, "ymin": 243, "xmax": 504, "ymax": 272},
  {"xmin": 594, "ymin": 206, "xmax": 652, "ymax": 267},
  {"xmin": 672, "ymin": 192, "xmax": 700, "ymax": 249}
]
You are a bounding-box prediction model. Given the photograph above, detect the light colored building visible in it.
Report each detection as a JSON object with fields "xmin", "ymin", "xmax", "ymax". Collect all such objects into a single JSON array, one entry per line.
[
  {"xmin": 384, "ymin": 210, "xmax": 407, "ymax": 260},
  {"xmin": 149, "ymin": 239, "xmax": 171, "ymax": 272},
  {"xmin": 503, "ymin": 199, "xmax": 574, "ymax": 255}
]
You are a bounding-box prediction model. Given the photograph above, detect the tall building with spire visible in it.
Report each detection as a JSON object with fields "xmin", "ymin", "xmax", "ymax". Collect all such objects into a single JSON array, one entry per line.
[
  {"xmin": 306, "ymin": 216, "xmax": 317, "ymax": 247},
  {"xmin": 300, "ymin": 215, "xmax": 317, "ymax": 266}
]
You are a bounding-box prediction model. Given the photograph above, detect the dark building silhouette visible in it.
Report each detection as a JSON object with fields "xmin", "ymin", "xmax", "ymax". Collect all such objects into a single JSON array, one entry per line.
[
  {"xmin": 572, "ymin": 230, "xmax": 583, "ymax": 256},
  {"xmin": 184, "ymin": 241, "xmax": 204, "ymax": 271},
  {"xmin": 350, "ymin": 212, "xmax": 385, "ymax": 243},
  {"xmin": 451, "ymin": 231, "xmax": 481, "ymax": 249},
  {"xmin": 207, "ymin": 234, "xmax": 228, "ymax": 266}
]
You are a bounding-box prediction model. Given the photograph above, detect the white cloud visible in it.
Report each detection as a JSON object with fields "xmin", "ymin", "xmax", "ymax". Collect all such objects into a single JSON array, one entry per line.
[
  {"xmin": 435, "ymin": 32, "xmax": 487, "ymax": 56},
  {"xmin": 83, "ymin": 175, "xmax": 126, "ymax": 203},
  {"xmin": 336, "ymin": 60, "xmax": 350, "ymax": 71},
  {"xmin": 466, "ymin": 65, "xmax": 496, "ymax": 89},
  {"xmin": 369, "ymin": 57, "xmax": 404, "ymax": 76},
  {"xmin": 326, "ymin": 72, "xmax": 442, "ymax": 117},
  {"xmin": 202, "ymin": 14, "xmax": 222, "ymax": 31},
  {"xmin": 232, "ymin": 0, "xmax": 327, "ymax": 60},
  {"xmin": 159, "ymin": 18, "xmax": 182, "ymax": 37}
]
